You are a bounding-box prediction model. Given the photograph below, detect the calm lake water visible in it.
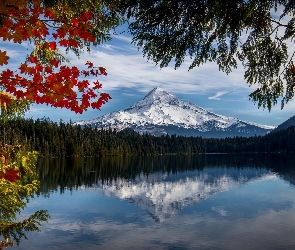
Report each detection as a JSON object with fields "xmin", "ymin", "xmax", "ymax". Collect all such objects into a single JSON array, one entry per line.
[{"xmin": 17, "ymin": 154, "xmax": 295, "ymax": 249}]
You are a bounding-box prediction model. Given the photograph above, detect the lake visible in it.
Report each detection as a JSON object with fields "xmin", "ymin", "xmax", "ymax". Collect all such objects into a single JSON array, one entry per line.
[{"xmin": 17, "ymin": 154, "xmax": 295, "ymax": 249}]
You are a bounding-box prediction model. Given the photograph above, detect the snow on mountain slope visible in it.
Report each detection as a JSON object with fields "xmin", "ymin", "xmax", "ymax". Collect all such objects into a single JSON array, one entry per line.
[{"xmin": 75, "ymin": 87, "xmax": 274, "ymax": 138}]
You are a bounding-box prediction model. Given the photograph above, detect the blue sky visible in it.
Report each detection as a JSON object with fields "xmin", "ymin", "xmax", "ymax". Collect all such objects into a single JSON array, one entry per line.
[{"xmin": 1, "ymin": 22, "xmax": 295, "ymax": 128}]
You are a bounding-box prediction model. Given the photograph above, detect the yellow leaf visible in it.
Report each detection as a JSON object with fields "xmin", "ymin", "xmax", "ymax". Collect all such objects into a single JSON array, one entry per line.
[{"xmin": 0, "ymin": 50, "xmax": 9, "ymax": 66}]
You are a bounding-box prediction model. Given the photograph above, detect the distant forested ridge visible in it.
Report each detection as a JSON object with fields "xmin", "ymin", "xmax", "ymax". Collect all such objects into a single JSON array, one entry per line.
[
  {"xmin": 1, "ymin": 118, "xmax": 294, "ymax": 157},
  {"xmin": 273, "ymin": 115, "xmax": 295, "ymax": 132}
]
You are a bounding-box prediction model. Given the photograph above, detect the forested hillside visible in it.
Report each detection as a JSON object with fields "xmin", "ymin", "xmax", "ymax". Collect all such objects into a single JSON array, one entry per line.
[
  {"xmin": 273, "ymin": 115, "xmax": 295, "ymax": 132},
  {"xmin": 1, "ymin": 118, "xmax": 294, "ymax": 157}
]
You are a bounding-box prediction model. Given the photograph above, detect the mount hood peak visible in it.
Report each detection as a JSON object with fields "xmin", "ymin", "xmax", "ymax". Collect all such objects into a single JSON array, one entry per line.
[{"xmin": 76, "ymin": 87, "xmax": 274, "ymax": 138}]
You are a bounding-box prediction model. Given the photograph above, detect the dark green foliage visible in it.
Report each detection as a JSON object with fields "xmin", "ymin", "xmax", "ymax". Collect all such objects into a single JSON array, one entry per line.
[
  {"xmin": 0, "ymin": 118, "xmax": 295, "ymax": 156},
  {"xmin": 121, "ymin": 0, "xmax": 295, "ymax": 110},
  {"xmin": 1, "ymin": 210, "xmax": 49, "ymax": 246},
  {"xmin": 0, "ymin": 118, "xmax": 204, "ymax": 156}
]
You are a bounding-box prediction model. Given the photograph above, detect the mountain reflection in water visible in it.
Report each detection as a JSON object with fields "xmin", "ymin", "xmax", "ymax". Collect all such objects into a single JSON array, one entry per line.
[
  {"xmin": 15, "ymin": 153, "xmax": 295, "ymax": 250},
  {"xmin": 36, "ymin": 154, "xmax": 295, "ymax": 222}
]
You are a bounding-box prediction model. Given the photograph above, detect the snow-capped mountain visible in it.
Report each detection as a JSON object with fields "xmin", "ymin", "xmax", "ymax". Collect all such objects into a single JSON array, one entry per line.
[{"xmin": 76, "ymin": 87, "xmax": 274, "ymax": 138}]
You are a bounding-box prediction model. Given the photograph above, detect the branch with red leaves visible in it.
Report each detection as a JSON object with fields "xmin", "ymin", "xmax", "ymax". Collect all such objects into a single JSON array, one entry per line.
[{"xmin": 0, "ymin": 0, "xmax": 113, "ymax": 113}]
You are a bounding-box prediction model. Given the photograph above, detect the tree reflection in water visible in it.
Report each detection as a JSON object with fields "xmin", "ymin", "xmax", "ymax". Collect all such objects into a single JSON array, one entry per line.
[
  {"xmin": 0, "ymin": 144, "xmax": 49, "ymax": 249},
  {"xmin": 11, "ymin": 153, "xmax": 295, "ymax": 249},
  {"xmin": 36, "ymin": 153, "xmax": 295, "ymax": 196}
]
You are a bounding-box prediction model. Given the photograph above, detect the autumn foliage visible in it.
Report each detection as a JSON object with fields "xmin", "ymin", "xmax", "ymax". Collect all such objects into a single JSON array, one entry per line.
[
  {"xmin": 0, "ymin": 168, "xmax": 20, "ymax": 183},
  {"xmin": 0, "ymin": 0, "xmax": 112, "ymax": 114},
  {"xmin": 0, "ymin": 1, "xmax": 118, "ymax": 244}
]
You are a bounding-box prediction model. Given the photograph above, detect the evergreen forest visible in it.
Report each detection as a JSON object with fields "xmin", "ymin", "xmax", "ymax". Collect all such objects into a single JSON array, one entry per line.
[{"xmin": 1, "ymin": 118, "xmax": 294, "ymax": 157}]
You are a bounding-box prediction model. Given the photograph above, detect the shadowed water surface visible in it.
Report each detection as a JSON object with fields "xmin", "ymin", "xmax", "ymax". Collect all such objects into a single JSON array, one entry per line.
[{"xmin": 17, "ymin": 154, "xmax": 295, "ymax": 249}]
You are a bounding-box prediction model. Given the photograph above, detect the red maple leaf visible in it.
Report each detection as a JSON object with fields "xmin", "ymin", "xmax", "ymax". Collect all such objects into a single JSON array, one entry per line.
[
  {"xmin": 93, "ymin": 80, "xmax": 102, "ymax": 89},
  {"xmin": 85, "ymin": 61, "xmax": 93, "ymax": 68},
  {"xmin": 48, "ymin": 41, "xmax": 57, "ymax": 50},
  {"xmin": 71, "ymin": 18, "xmax": 79, "ymax": 27},
  {"xmin": 44, "ymin": 8, "xmax": 54, "ymax": 19},
  {"xmin": 80, "ymin": 11, "xmax": 92, "ymax": 22},
  {"xmin": 68, "ymin": 39, "xmax": 79, "ymax": 48},
  {"xmin": 99, "ymin": 67, "xmax": 107, "ymax": 76},
  {"xmin": 0, "ymin": 50, "xmax": 9, "ymax": 66},
  {"xmin": 29, "ymin": 56, "xmax": 39, "ymax": 63},
  {"xmin": 49, "ymin": 58, "xmax": 60, "ymax": 68},
  {"xmin": 0, "ymin": 169, "xmax": 20, "ymax": 183},
  {"xmin": 59, "ymin": 39, "xmax": 69, "ymax": 47}
]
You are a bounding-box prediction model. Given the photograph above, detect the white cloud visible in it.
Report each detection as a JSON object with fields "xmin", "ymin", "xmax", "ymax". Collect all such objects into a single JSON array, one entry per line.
[
  {"xmin": 2, "ymin": 17, "xmax": 295, "ymax": 126},
  {"xmin": 212, "ymin": 206, "xmax": 228, "ymax": 216},
  {"xmin": 208, "ymin": 91, "xmax": 229, "ymax": 100},
  {"xmin": 64, "ymin": 40, "xmax": 250, "ymax": 98}
]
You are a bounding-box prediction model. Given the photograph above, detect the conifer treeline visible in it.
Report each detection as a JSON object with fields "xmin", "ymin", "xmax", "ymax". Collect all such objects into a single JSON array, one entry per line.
[{"xmin": 1, "ymin": 117, "xmax": 294, "ymax": 157}]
